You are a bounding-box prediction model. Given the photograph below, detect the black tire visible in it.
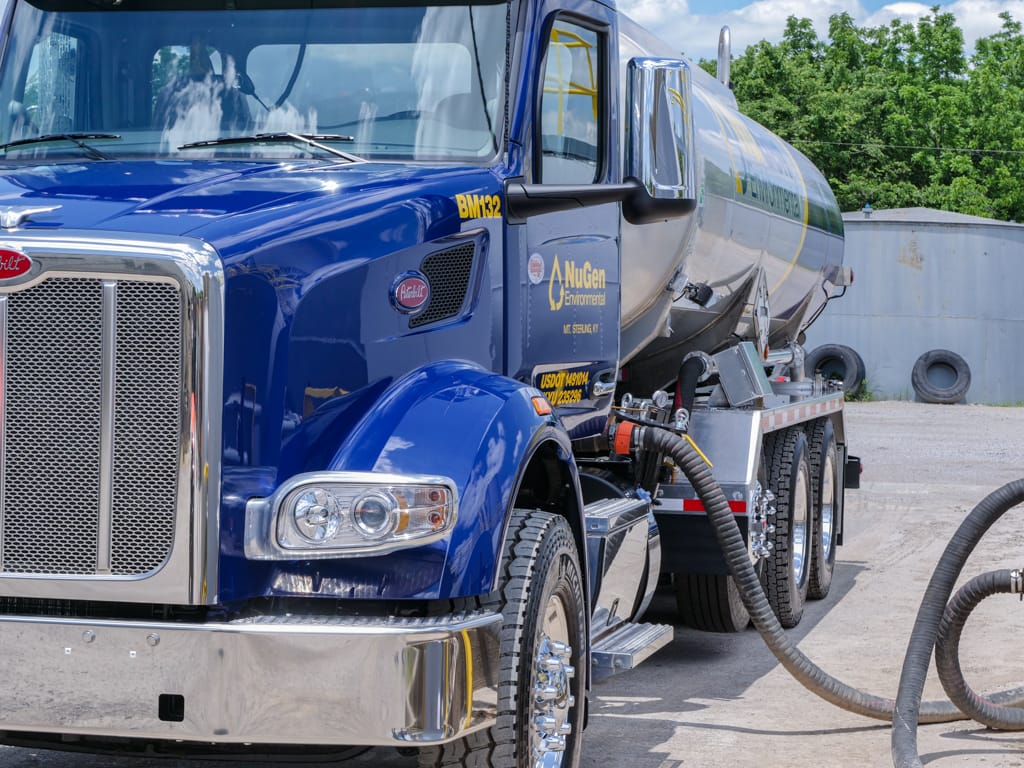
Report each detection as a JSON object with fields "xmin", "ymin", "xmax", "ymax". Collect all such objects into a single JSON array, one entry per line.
[
  {"xmin": 762, "ymin": 429, "xmax": 813, "ymax": 627},
  {"xmin": 419, "ymin": 510, "xmax": 586, "ymax": 768},
  {"xmin": 804, "ymin": 344, "xmax": 865, "ymax": 395},
  {"xmin": 911, "ymin": 349, "xmax": 971, "ymax": 404},
  {"xmin": 673, "ymin": 572, "xmax": 750, "ymax": 633},
  {"xmin": 806, "ymin": 418, "xmax": 840, "ymax": 600}
]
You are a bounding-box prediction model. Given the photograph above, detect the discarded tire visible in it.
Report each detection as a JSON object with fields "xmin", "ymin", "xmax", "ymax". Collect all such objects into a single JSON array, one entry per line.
[
  {"xmin": 804, "ymin": 344, "xmax": 865, "ymax": 395},
  {"xmin": 911, "ymin": 349, "xmax": 971, "ymax": 404}
]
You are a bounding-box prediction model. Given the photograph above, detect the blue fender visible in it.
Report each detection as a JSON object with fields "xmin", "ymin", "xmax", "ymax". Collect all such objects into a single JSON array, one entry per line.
[{"xmin": 332, "ymin": 360, "xmax": 583, "ymax": 598}]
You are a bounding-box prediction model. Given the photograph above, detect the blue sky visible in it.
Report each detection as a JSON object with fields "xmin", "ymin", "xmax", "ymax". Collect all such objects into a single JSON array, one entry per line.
[
  {"xmin": 687, "ymin": 0, "xmax": 895, "ymax": 11},
  {"xmin": 618, "ymin": 1, "xmax": 1024, "ymax": 61}
]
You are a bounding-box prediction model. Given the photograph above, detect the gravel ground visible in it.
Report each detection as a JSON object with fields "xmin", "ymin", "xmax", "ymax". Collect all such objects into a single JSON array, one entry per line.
[{"xmin": 2, "ymin": 401, "xmax": 1024, "ymax": 768}]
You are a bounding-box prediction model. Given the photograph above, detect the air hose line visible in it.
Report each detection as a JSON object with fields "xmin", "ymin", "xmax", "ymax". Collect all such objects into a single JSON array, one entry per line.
[{"xmin": 636, "ymin": 425, "xmax": 1024, "ymax": 768}]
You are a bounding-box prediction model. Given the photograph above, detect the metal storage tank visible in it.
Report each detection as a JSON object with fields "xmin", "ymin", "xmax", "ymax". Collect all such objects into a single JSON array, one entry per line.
[{"xmin": 803, "ymin": 207, "xmax": 1024, "ymax": 404}]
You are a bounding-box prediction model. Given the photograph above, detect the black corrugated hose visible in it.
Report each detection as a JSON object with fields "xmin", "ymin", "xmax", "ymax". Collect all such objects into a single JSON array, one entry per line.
[
  {"xmin": 934, "ymin": 569, "xmax": 1024, "ymax": 731},
  {"xmin": 637, "ymin": 425, "xmax": 1024, "ymax": 768}
]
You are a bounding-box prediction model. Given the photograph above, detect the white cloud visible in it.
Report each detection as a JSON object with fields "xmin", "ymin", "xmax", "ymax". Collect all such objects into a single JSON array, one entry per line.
[
  {"xmin": 865, "ymin": 0, "xmax": 1024, "ymax": 57},
  {"xmin": 617, "ymin": 0, "xmax": 1024, "ymax": 61},
  {"xmin": 619, "ymin": 0, "xmax": 866, "ymax": 60},
  {"xmin": 946, "ymin": 0, "xmax": 1024, "ymax": 52}
]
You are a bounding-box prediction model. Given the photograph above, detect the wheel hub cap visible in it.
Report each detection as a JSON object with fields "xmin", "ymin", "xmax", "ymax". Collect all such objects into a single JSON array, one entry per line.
[{"xmin": 531, "ymin": 595, "xmax": 575, "ymax": 768}]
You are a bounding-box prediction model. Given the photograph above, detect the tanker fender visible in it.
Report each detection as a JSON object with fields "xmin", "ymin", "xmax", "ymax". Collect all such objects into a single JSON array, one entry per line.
[{"xmin": 330, "ymin": 360, "xmax": 589, "ymax": 600}]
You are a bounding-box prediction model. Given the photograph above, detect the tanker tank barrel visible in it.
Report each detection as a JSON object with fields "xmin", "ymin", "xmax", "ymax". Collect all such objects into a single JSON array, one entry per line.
[{"xmin": 618, "ymin": 14, "xmax": 844, "ymax": 394}]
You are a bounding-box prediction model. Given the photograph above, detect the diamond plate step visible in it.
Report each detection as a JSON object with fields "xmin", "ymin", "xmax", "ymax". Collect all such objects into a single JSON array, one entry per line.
[{"xmin": 591, "ymin": 621, "xmax": 673, "ymax": 681}]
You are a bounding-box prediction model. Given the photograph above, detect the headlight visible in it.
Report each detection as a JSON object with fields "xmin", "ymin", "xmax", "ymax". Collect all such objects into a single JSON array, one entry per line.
[
  {"xmin": 293, "ymin": 489, "xmax": 342, "ymax": 542},
  {"xmin": 352, "ymin": 491, "xmax": 399, "ymax": 539},
  {"xmin": 245, "ymin": 472, "xmax": 458, "ymax": 559}
]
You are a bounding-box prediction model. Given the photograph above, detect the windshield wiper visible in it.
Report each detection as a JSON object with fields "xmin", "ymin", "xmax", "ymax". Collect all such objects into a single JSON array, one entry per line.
[
  {"xmin": 0, "ymin": 133, "xmax": 120, "ymax": 160},
  {"xmin": 178, "ymin": 132, "xmax": 362, "ymax": 162}
]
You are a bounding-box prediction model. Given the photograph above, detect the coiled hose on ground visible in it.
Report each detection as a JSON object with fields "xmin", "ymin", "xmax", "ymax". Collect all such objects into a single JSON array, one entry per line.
[{"xmin": 638, "ymin": 425, "xmax": 1024, "ymax": 768}]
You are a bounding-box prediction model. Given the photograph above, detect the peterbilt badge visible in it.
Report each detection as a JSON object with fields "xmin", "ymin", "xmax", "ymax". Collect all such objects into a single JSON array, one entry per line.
[
  {"xmin": 0, "ymin": 249, "xmax": 31, "ymax": 280},
  {"xmin": 391, "ymin": 273, "xmax": 430, "ymax": 313}
]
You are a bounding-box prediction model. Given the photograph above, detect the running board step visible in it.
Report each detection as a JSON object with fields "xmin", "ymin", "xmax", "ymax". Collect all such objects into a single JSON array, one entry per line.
[{"xmin": 591, "ymin": 621, "xmax": 673, "ymax": 681}]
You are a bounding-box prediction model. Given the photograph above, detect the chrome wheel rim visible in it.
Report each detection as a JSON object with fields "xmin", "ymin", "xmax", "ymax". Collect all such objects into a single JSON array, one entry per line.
[
  {"xmin": 531, "ymin": 593, "xmax": 575, "ymax": 768},
  {"xmin": 820, "ymin": 453, "xmax": 836, "ymax": 561},
  {"xmin": 792, "ymin": 464, "xmax": 810, "ymax": 584}
]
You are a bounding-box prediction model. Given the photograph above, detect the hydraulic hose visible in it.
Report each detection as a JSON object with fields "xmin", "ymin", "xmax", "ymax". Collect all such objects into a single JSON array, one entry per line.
[
  {"xmin": 674, "ymin": 356, "xmax": 705, "ymax": 417},
  {"xmin": 635, "ymin": 425, "xmax": 1024, "ymax": 768}
]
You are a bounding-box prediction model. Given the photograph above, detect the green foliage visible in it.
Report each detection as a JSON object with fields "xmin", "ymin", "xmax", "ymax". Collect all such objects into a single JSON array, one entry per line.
[
  {"xmin": 722, "ymin": 8, "xmax": 1024, "ymax": 221},
  {"xmin": 845, "ymin": 379, "xmax": 875, "ymax": 402}
]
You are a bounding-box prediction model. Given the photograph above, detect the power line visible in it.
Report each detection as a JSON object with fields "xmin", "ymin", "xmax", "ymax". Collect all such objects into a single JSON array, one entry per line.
[{"xmin": 790, "ymin": 139, "xmax": 1024, "ymax": 156}]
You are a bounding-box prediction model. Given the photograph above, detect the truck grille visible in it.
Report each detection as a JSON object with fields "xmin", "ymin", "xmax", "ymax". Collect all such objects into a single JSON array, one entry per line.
[{"xmin": 0, "ymin": 277, "xmax": 182, "ymax": 576}]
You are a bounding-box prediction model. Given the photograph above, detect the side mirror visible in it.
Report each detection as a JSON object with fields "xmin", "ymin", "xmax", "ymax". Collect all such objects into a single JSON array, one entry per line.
[{"xmin": 624, "ymin": 57, "xmax": 698, "ymax": 224}]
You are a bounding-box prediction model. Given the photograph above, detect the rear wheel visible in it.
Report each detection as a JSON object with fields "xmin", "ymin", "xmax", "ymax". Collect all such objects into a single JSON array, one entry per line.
[
  {"xmin": 419, "ymin": 510, "xmax": 586, "ymax": 768},
  {"xmin": 762, "ymin": 429, "xmax": 812, "ymax": 627},
  {"xmin": 807, "ymin": 418, "xmax": 840, "ymax": 599},
  {"xmin": 673, "ymin": 572, "xmax": 750, "ymax": 633}
]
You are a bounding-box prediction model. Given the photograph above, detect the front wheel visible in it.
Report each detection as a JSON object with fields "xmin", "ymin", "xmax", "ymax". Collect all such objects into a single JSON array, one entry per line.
[{"xmin": 419, "ymin": 510, "xmax": 587, "ymax": 768}]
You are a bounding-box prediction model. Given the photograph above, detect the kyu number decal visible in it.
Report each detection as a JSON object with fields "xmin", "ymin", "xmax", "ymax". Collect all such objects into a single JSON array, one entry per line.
[
  {"xmin": 456, "ymin": 193, "xmax": 502, "ymax": 219},
  {"xmin": 537, "ymin": 368, "xmax": 591, "ymax": 407}
]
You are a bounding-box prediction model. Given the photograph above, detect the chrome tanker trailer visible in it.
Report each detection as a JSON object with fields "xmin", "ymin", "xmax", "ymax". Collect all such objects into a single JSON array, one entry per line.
[
  {"xmin": 0, "ymin": 1, "xmax": 855, "ymax": 763},
  {"xmin": 588, "ymin": 19, "xmax": 857, "ymax": 633},
  {"xmin": 618, "ymin": 21, "xmax": 847, "ymax": 389}
]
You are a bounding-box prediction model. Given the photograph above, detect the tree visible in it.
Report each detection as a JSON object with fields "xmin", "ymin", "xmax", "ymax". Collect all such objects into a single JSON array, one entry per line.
[{"xmin": 716, "ymin": 10, "xmax": 1024, "ymax": 221}]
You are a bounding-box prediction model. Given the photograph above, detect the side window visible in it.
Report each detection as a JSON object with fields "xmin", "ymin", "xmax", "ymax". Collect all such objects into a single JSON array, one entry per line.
[
  {"xmin": 18, "ymin": 33, "xmax": 79, "ymax": 137},
  {"xmin": 539, "ymin": 20, "xmax": 601, "ymax": 184}
]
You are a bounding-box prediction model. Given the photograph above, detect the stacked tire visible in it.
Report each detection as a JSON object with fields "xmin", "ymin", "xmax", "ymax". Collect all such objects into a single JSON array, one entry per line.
[
  {"xmin": 804, "ymin": 344, "xmax": 865, "ymax": 396},
  {"xmin": 911, "ymin": 349, "xmax": 971, "ymax": 404}
]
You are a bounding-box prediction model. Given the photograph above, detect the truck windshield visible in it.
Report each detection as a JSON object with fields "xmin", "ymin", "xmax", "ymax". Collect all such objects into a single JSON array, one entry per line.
[{"xmin": 0, "ymin": 0, "xmax": 508, "ymax": 163}]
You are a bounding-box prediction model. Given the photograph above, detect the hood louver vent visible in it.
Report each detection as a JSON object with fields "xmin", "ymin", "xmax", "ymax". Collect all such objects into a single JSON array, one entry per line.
[{"xmin": 409, "ymin": 243, "xmax": 476, "ymax": 329}]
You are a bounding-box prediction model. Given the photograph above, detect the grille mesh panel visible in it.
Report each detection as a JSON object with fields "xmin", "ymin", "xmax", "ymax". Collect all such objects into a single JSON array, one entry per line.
[
  {"xmin": 111, "ymin": 282, "xmax": 181, "ymax": 575},
  {"xmin": 409, "ymin": 243, "xmax": 475, "ymax": 328},
  {"xmin": 3, "ymin": 279, "xmax": 103, "ymax": 574},
  {"xmin": 0, "ymin": 277, "xmax": 182, "ymax": 576}
]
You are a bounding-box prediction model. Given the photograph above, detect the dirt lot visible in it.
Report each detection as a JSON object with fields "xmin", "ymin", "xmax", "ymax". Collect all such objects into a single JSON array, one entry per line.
[{"xmin": 2, "ymin": 401, "xmax": 1024, "ymax": 768}]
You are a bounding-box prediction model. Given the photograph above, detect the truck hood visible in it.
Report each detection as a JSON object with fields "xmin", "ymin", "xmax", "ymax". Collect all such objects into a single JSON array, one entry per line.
[{"xmin": 0, "ymin": 159, "xmax": 487, "ymax": 238}]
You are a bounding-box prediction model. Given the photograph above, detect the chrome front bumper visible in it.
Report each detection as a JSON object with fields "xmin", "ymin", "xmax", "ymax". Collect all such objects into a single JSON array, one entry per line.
[{"xmin": 0, "ymin": 611, "xmax": 501, "ymax": 746}]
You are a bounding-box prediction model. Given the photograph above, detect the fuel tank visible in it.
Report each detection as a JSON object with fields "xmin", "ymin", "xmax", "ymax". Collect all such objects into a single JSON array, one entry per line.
[{"xmin": 617, "ymin": 18, "xmax": 845, "ymax": 392}]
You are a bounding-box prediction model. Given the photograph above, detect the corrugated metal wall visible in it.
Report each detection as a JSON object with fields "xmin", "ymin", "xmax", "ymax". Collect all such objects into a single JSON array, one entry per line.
[{"xmin": 803, "ymin": 208, "xmax": 1024, "ymax": 404}]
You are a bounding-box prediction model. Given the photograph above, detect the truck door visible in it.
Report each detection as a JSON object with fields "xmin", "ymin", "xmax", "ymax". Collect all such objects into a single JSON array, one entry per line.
[{"xmin": 510, "ymin": 8, "xmax": 620, "ymax": 435}]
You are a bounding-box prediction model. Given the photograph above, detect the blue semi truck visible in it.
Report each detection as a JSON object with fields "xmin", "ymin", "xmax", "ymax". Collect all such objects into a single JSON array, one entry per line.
[{"xmin": 0, "ymin": 1, "xmax": 855, "ymax": 766}]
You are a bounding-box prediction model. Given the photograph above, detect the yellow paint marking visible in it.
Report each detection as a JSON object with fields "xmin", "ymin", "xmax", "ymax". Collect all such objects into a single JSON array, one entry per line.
[
  {"xmin": 768, "ymin": 142, "xmax": 810, "ymax": 296},
  {"xmin": 461, "ymin": 629, "xmax": 474, "ymax": 731}
]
